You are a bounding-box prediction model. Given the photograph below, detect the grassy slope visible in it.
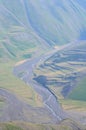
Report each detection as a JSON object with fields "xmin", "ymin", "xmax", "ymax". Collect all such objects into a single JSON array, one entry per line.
[
  {"xmin": 23, "ymin": 0, "xmax": 86, "ymax": 45},
  {"xmin": 34, "ymin": 41, "xmax": 86, "ymax": 110},
  {"xmin": 0, "ymin": 0, "xmax": 53, "ymax": 107},
  {"xmin": 0, "ymin": 0, "xmax": 49, "ymax": 61},
  {"xmin": 0, "ymin": 120, "xmax": 86, "ymax": 130},
  {"xmin": 0, "ymin": 0, "xmax": 86, "ymax": 47},
  {"xmin": 0, "ymin": 0, "xmax": 45, "ymax": 107},
  {"xmin": 1, "ymin": 0, "xmax": 86, "ymax": 46},
  {"xmin": 69, "ymin": 76, "xmax": 86, "ymax": 101},
  {"xmin": 0, "ymin": 61, "xmax": 42, "ymax": 107}
]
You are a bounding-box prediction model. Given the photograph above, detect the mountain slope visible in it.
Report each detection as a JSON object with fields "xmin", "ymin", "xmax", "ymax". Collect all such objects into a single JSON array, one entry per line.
[
  {"xmin": 22, "ymin": 0, "xmax": 86, "ymax": 45},
  {"xmin": 0, "ymin": 0, "xmax": 50, "ymax": 61},
  {"xmin": 0, "ymin": 0, "xmax": 86, "ymax": 59},
  {"xmin": 0, "ymin": 0, "xmax": 86, "ymax": 61}
]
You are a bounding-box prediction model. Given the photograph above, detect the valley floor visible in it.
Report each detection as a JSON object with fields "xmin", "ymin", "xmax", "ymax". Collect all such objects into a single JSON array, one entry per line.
[{"xmin": 0, "ymin": 41, "xmax": 86, "ymax": 130}]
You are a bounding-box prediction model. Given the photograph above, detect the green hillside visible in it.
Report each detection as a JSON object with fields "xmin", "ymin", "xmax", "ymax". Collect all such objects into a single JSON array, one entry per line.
[
  {"xmin": 0, "ymin": 0, "xmax": 86, "ymax": 61},
  {"xmin": 0, "ymin": 0, "xmax": 49, "ymax": 61},
  {"xmin": 69, "ymin": 76, "xmax": 86, "ymax": 101},
  {"xmin": 19, "ymin": 0, "xmax": 86, "ymax": 45},
  {"xmin": 0, "ymin": 0, "xmax": 47, "ymax": 114}
]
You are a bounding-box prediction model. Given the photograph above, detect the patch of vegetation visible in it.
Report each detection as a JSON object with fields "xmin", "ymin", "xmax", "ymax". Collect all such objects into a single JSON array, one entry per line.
[
  {"xmin": 0, "ymin": 98, "xmax": 5, "ymax": 116},
  {"xmin": 22, "ymin": 54, "xmax": 32, "ymax": 59},
  {"xmin": 69, "ymin": 77, "xmax": 86, "ymax": 101},
  {"xmin": 0, "ymin": 120, "xmax": 85, "ymax": 130},
  {"xmin": 3, "ymin": 123, "xmax": 23, "ymax": 130},
  {"xmin": 0, "ymin": 62, "xmax": 43, "ymax": 107},
  {"xmin": 59, "ymin": 99, "xmax": 86, "ymax": 111}
]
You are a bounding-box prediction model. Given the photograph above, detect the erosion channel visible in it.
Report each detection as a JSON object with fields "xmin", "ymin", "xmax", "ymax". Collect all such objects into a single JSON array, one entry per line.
[{"xmin": 13, "ymin": 49, "xmax": 67, "ymax": 123}]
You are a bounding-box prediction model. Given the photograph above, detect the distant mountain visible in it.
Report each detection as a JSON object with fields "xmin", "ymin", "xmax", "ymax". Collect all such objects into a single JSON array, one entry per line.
[{"xmin": 0, "ymin": 0, "xmax": 86, "ymax": 60}]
